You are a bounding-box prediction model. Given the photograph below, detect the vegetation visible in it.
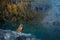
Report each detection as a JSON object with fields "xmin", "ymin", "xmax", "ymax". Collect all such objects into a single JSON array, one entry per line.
[{"xmin": 0, "ymin": 0, "xmax": 36, "ymax": 23}]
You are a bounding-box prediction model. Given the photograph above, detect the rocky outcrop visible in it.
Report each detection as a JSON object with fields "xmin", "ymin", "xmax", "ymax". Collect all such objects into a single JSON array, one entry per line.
[{"xmin": 0, "ymin": 29, "xmax": 40, "ymax": 40}]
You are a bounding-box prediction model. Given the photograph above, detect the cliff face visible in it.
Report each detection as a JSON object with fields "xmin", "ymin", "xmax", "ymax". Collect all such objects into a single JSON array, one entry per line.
[
  {"xmin": 42, "ymin": 0, "xmax": 60, "ymax": 27},
  {"xmin": 27, "ymin": 0, "xmax": 52, "ymax": 24}
]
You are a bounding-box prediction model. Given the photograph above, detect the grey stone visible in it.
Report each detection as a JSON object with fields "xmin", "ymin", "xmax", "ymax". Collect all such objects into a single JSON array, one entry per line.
[{"xmin": 0, "ymin": 29, "xmax": 40, "ymax": 40}]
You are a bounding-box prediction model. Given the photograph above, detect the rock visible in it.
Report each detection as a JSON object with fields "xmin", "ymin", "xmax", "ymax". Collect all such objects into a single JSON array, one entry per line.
[
  {"xmin": 0, "ymin": 29, "xmax": 40, "ymax": 40},
  {"xmin": 53, "ymin": 21, "xmax": 60, "ymax": 26}
]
